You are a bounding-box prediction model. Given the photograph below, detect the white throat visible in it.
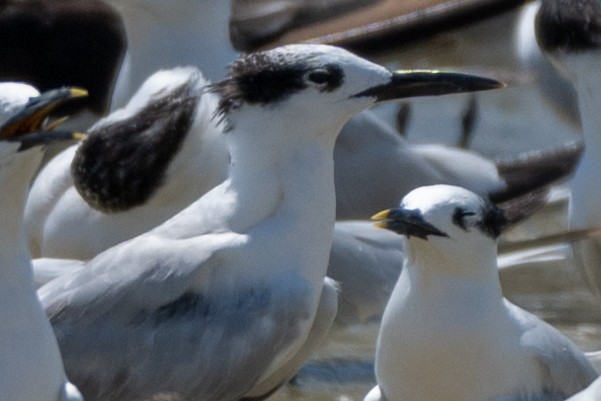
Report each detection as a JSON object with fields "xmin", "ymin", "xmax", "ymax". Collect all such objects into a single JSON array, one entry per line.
[{"xmin": 154, "ymin": 105, "xmax": 343, "ymax": 288}]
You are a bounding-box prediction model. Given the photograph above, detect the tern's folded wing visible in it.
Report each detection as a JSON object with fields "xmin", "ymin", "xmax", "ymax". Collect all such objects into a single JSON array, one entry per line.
[{"xmin": 39, "ymin": 231, "xmax": 314, "ymax": 401}]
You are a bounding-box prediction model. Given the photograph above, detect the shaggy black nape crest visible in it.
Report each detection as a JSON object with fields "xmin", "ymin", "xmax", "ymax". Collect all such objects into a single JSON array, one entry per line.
[
  {"xmin": 71, "ymin": 81, "xmax": 199, "ymax": 213},
  {"xmin": 476, "ymin": 201, "xmax": 508, "ymax": 239},
  {"xmin": 451, "ymin": 199, "xmax": 507, "ymax": 239},
  {"xmin": 209, "ymin": 50, "xmax": 345, "ymax": 124},
  {"xmin": 536, "ymin": 0, "xmax": 601, "ymax": 53}
]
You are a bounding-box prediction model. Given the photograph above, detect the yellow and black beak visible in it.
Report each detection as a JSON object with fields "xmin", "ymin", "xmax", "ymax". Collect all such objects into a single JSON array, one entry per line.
[
  {"xmin": 353, "ymin": 70, "xmax": 504, "ymax": 102},
  {"xmin": 12, "ymin": 131, "xmax": 87, "ymax": 151},
  {"xmin": 371, "ymin": 207, "xmax": 448, "ymax": 240},
  {"xmin": 0, "ymin": 87, "xmax": 88, "ymax": 140}
]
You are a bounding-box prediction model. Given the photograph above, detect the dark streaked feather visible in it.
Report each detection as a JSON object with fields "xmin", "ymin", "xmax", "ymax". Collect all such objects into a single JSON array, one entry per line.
[
  {"xmin": 209, "ymin": 52, "xmax": 344, "ymax": 120},
  {"xmin": 476, "ymin": 201, "xmax": 508, "ymax": 239},
  {"xmin": 210, "ymin": 53, "xmax": 309, "ymax": 119},
  {"xmin": 496, "ymin": 187, "xmax": 550, "ymax": 226},
  {"xmin": 536, "ymin": 0, "xmax": 601, "ymax": 53},
  {"xmin": 490, "ymin": 141, "xmax": 583, "ymax": 203},
  {"xmin": 71, "ymin": 83, "xmax": 199, "ymax": 213}
]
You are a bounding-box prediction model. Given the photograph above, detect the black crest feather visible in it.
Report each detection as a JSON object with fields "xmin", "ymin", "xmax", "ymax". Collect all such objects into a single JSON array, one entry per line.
[
  {"xmin": 536, "ymin": 0, "xmax": 601, "ymax": 53},
  {"xmin": 209, "ymin": 50, "xmax": 344, "ymax": 124},
  {"xmin": 477, "ymin": 201, "xmax": 508, "ymax": 239},
  {"xmin": 71, "ymin": 81, "xmax": 199, "ymax": 213}
]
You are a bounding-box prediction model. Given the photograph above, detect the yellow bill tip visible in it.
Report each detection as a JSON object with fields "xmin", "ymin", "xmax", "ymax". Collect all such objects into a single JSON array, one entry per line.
[
  {"xmin": 72, "ymin": 132, "xmax": 88, "ymax": 141},
  {"xmin": 374, "ymin": 221, "xmax": 390, "ymax": 229},
  {"xmin": 371, "ymin": 209, "xmax": 391, "ymax": 221},
  {"xmin": 69, "ymin": 87, "xmax": 88, "ymax": 98}
]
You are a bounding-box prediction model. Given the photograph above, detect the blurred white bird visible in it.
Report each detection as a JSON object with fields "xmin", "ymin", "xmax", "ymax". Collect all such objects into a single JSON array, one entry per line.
[
  {"xmin": 514, "ymin": 0, "xmax": 580, "ymax": 128},
  {"xmin": 535, "ymin": 0, "xmax": 601, "ymax": 296},
  {"xmin": 106, "ymin": 0, "xmax": 235, "ymax": 107},
  {"xmin": 26, "ymin": 67, "xmax": 227, "ymax": 260},
  {"xmin": 566, "ymin": 376, "xmax": 601, "ymax": 401},
  {"xmin": 0, "ymin": 83, "xmax": 85, "ymax": 401},
  {"xmin": 366, "ymin": 184, "xmax": 598, "ymax": 401}
]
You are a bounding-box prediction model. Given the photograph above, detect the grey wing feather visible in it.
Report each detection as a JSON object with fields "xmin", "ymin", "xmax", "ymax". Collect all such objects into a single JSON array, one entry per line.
[
  {"xmin": 242, "ymin": 277, "xmax": 339, "ymax": 399},
  {"xmin": 506, "ymin": 301, "xmax": 599, "ymax": 399},
  {"xmin": 329, "ymin": 221, "xmax": 404, "ymax": 325},
  {"xmin": 491, "ymin": 141, "xmax": 583, "ymax": 203},
  {"xmin": 40, "ymin": 233, "xmax": 314, "ymax": 401}
]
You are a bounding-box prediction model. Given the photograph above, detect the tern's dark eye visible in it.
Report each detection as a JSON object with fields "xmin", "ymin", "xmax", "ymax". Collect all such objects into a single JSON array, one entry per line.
[
  {"xmin": 308, "ymin": 71, "xmax": 331, "ymax": 85},
  {"xmin": 305, "ymin": 65, "xmax": 344, "ymax": 92}
]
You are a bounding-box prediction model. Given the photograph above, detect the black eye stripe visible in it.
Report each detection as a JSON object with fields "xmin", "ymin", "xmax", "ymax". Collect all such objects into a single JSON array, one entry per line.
[
  {"xmin": 477, "ymin": 202, "xmax": 507, "ymax": 239},
  {"xmin": 451, "ymin": 203, "xmax": 507, "ymax": 239},
  {"xmin": 452, "ymin": 207, "xmax": 474, "ymax": 231},
  {"xmin": 210, "ymin": 51, "xmax": 345, "ymax": 120}
]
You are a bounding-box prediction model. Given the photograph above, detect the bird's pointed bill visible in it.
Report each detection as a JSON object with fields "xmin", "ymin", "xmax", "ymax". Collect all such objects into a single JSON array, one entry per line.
[
  {"xmin": 11, "ymin": 131, "xmax": 87, "ymax": 152},
  {"xmin": 353, "ymin": 70, "xmax": 505, "ymax": 102},
  {"xmin": 0, "ymin": 87, "xmax": 88, "ymax": 140},
  {"xmin": 371, "ymin": 209, "xmax": 393, "ymax": 229},
  {"xmin": 372, "ymin": 207, "xmax": 448, "ymax": 240}
]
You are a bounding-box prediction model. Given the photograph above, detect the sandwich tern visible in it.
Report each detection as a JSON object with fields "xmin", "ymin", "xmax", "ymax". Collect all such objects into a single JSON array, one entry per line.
[
  {"xmin": 535, "ymin": 0, "xmax": 601, "ymax": 296},
  {"xmin": 367, "ymin": 184, "xmax": 598, "ymax": 401}
]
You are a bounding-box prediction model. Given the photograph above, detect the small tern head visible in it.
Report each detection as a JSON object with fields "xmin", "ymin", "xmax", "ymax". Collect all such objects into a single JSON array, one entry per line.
[
  {"xmin": 0, "ymin": 84, "xmax": 87, "ymax": 151},
  {"xmin": 210, "ymin": 44, "xmax": 503, "ymax": 134},
  {"xmin": 372, "ymin": 185, "xmax": 508, "ymax": 243},
  {"xmin": 0, "ymin": 86, "xmax": 87, "ymax": 136}
]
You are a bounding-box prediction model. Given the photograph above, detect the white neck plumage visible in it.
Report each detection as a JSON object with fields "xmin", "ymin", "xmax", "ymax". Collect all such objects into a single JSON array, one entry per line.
[{"xmin": 0, "ymin": 147, "xmax": 42, "ymax": 285}]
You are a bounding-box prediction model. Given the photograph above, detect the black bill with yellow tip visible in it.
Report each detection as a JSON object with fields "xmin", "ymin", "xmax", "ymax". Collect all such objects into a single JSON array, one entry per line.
[
  {"xmin": 353, "ymin": 70, "xmax": 504, "ymax": 102},
  {"xmin": 371, "ymin": 207, "xmax": 448, "ymax": 240},
  {"xmin": 8, "ymin": 131, "xmax": 87, "ymax": 152},
  {"xmin": 0, "ymin": 87, "xmax": 88, "ymax": 140}
]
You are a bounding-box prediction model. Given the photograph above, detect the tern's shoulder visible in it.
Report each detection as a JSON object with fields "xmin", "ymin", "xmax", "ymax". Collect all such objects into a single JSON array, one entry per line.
[{"xmin": 504, "ymin": 300, "xmax": 598, "ymax": 396}]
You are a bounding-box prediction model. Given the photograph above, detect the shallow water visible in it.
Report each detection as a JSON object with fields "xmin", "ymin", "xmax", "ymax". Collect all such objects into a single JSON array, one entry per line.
[{"xmin": 268, "ymin": 5, "xmax": 601, "ymax": 401}]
